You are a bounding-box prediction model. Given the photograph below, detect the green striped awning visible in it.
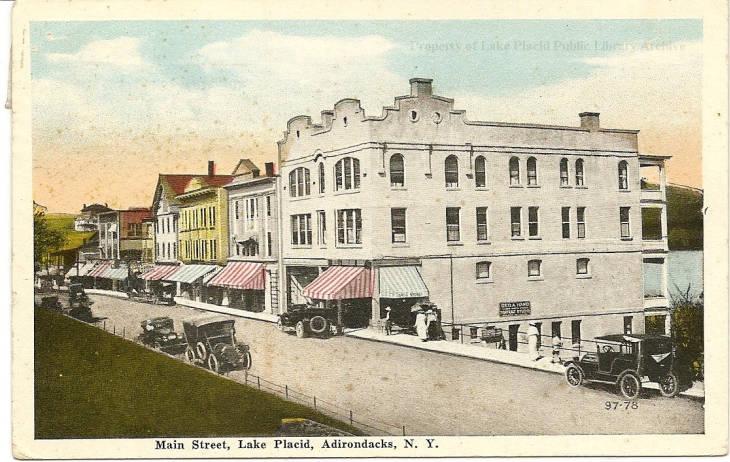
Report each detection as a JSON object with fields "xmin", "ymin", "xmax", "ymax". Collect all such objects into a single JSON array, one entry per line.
[
  {"xmin": 65, "ymin": 261, "xmax": 98, "ymax": 278},
  {"xmin": 165, "ymin": 264, "xmax": 219, "ymax": 284},
  {"xmin": 104, "ymin": 266, "xmax": 129, "ymax": 281},
  {"xmin": 379, "ymin": 266, "xmax": 429, "ymax": 299}
]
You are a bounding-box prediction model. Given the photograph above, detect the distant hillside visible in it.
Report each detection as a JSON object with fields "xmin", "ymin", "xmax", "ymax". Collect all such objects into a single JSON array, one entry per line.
[
  {"xmin": 45, "ymin": 213, "xmax": 96, "ymax": 251},
  {"xmin": 666, "ymin": 184, "xmax": 703, "ymax": 251}
]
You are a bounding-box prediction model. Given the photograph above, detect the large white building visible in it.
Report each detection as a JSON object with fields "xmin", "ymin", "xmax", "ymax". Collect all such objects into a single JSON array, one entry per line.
[{"xmin": 276, "ymin": 78, "xmax": 670, "ymax": 349}]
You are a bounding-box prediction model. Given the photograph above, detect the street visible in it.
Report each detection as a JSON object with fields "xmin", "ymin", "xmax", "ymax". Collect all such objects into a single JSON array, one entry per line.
[{"xmin": 70, "ymin": 293, "xmax": 704, "ymax": 436}]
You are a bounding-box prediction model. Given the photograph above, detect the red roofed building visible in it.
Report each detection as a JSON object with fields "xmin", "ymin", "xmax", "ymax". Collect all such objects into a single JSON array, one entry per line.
[{"xmin": 97, "ymin": 207, "xmax": 153, "ymax": 262}]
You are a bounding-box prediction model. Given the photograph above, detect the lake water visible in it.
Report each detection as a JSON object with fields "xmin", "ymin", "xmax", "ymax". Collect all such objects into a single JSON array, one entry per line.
[{"xmin": 667, "ymin": 250, "xmax": 704, "ymax": 300}]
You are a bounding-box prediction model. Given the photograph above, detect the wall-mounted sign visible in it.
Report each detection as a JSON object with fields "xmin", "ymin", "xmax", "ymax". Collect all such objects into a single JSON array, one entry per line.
[{"xmin": 499, "ymin": 301, "xmax": 531, "ymax": 317}]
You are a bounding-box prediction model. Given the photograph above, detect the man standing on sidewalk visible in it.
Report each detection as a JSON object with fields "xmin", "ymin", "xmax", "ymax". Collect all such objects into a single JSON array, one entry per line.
[
  {"xmin": 527, "ymin": 322, "xmax": 540, "ymax": 361},
  {"xmin": 551, "ymin": 334, "xmax": 563, "ymax": 364}
]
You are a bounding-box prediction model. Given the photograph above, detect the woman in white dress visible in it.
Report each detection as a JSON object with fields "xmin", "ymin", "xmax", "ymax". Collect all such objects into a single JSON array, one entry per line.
[{"xmin": 414, "ymin": 310, "xmax": 428, "ymax": 341}]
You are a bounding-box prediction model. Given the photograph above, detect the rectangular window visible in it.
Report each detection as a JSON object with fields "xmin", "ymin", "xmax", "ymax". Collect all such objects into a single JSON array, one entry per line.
[
  {"xmin": 476, "ymin": 261, "xmax": 491, "ymax": 280},
  {"xmin": 266, "ymin": 195, "xmax": 271, "ymax": 217},
  {"xmin": 235, "ymin": 201, "xmax": 240, "ymax": 220},
  {"xmin": 576, "ymin": 258, "xmax": 589, "ymax": 275},
  {"xmin": 551, "ymin": 321, "xmax": 562, "ymax": 339},
  {"xmin": 528, "ymin": 207, "xmax": 539, "ymax": 237},
  {"xmin": 267, "ymin": 232, "xmax": 272, "ymax": 257},
  {"xmin": 510, "ymin": 207, "xmax": 522, "ymax": 237},
  {"xmin": 336, "ymin": 209, "xmax": 362, "ymax": 245},
  {"xmin": 391, "ymin": 208, "xmax": 407, "ymax": 243},
  {"xmin": 212, "ymin": 240, "xmax": 217, "ymax": 260},
  {"xmin": 562, "ymin": 207, "xmax": 571, "ymax": 238},
  {"xmin": 291, "ymin": 214, "xmax": 312, "ymax": 246},
  {"xmin": 317, "ymin": 210, "xmax": 326, "ymax": 245},
  {"xmin": 620, "ymin": 207, "xmax": 631, "ymax": 238},
  {"xmin": 577, "ymin": 207, "xmax": 586, "ymax": 239},
  {"xmin": 571, "ymin": 320, "xmax": 582, "ymax": 345},
  {"xmin": 446, "ymin": 207, "xmax": 460, "ymax": 242},
  {"xmin": 623, "ymin": 316, "xmax": 633, "ymax": 334},
  {"xmin": 476, "ymin": 207, "xmax": 488, "ymax": 241},
  {"xmin": 528, "ymin": 260, "xmax": 541, "ymax": 277},
  {"xmin": 470, "ymin": 326, "xmax": 479, "ymax": 339},
  {"xmin": 211, "ymin": 207, "xmax": 216, "ymax": 227}
]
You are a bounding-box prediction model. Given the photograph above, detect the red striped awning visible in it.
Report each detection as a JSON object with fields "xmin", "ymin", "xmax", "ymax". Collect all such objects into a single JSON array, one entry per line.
[
  {"xmin": 302, "ymin": 266, "xmax": 373, "ymax": 300},
  {"xmin": 88, "ymin": 260, "xmax": 112, "ymax": 278},
  {"xmin": 140, "ymin": 264, "xmax": 180, "ymax": 281},
  {"xmin": 207, "ymin": 262, "xmax": 265, "ymax": 290}
]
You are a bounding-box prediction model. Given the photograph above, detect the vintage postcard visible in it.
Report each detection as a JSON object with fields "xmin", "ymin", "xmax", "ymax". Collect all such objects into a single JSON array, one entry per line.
[{"xmin": 11, "ymin": 0, "xmax": 728, "ymax": 458}]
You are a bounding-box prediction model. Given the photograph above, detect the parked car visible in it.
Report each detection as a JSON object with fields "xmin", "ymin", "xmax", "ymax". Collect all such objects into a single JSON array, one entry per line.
[
  {"xmin": 39, "ymin": 295, "xmax": 63, "ymax": 312},
  {"xmin": 564, "ymin": 334, "xmax": 681, "ymax": 399},
  {"xmin": 68, "ymin": 283, "xmax": 92, "ymax": 308},
  {"xmin": 277, "ymin": 304, "xmax": 340, "ymax": 338},
  {"xmin": 182, "ymin": 315, "xmax": 252, "ymax": 374},
  {"xmin": 137, "ymin": 317, "xmax": 186, "ymax": 354}
]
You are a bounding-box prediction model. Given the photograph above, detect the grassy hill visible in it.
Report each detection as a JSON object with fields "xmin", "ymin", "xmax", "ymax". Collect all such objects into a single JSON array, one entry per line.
[
  {"xmin": 35, "ymin": 308, "xmax": 359, "ymax": 438},
  {"xmin": 666, "ymin": 185, "xmax": 703, "ymax": 251},
  {"xmin": 45, "ymin": 213, "xmax": 95, "ymax": 251}
]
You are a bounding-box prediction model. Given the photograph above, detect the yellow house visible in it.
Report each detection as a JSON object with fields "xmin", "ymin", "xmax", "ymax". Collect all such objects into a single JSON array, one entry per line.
[{"xmin": 176, "ymin": 175, "xmax": 233, "ymax": 266}]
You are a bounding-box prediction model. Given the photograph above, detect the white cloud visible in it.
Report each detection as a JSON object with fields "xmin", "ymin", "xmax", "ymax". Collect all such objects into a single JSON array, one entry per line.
[{"xmin": 46, "ymin": 37, "xmax": 150, "ymax": 71}]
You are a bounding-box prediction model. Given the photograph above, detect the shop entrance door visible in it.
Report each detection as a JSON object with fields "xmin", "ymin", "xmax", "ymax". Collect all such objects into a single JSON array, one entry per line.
[{"xmin": 508, "ymin": 324, "xmax": 519, "ymax": 351}]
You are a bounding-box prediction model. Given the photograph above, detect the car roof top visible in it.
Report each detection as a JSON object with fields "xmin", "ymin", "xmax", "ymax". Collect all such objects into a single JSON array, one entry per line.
[
  {"xmin": 594, "ymin": 334, "xmax": 670, "ymax": 342},
  {"xmin": 183, "ymin": 314, "xmax": 234, "ymax": 327}
]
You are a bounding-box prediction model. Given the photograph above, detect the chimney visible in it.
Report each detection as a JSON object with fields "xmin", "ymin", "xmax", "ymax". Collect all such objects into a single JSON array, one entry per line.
[
  {"xmin": 409, "ymin": 78, "xmax": 433, "ymax": 97},
  {"xmin": 208, "ymin": 160, "xmax": 216, "ymax": 176},
  {"xmin": 83, "ymin": 203, "xmax": 86, "ymax": 209},
  {"xmin": 265, "ymin": 162, "xmax": 275, "ymax": 177},
  {"xmin": 579, "ymin": 112, "xmax": 600, "ymax": 131}
]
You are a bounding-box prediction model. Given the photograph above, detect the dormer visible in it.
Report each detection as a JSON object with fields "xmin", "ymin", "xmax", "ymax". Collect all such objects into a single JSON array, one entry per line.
[{"xmin": 184, "ymin": 177, "xmax": 205, "ymax": 193}]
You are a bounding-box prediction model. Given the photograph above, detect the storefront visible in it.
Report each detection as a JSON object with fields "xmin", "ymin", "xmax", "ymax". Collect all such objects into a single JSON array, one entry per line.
[
  {"xmin": 87, "ymin": 260, "xmax": 113, "ymax": 290},
  {"xmin": 377, "ymin": 265, "xmax": 430, "ymax": 330},
  {"xmin": 206, "ymin": 261, "xmax": 266, "ymax": 312},
  {"xmin": 164, "ymin": 264, "xmax": 219, "ymax": 302},
  {"xmin": 64, "ymin": 261, "xmax": 100, "ymax": 288},
  {"xmin": 302, "ymin": 266, "xmax": 373, "ymax": 328}
]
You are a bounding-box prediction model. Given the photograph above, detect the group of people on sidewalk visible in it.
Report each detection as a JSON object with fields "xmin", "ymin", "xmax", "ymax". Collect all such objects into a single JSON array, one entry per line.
[
  {"xmin": 527, "ymin": 322, "xmax": 564, "ymax": 364},
  {"xmin": 414, "ymin": 304, "xmax": 445, "ymax": 342}
]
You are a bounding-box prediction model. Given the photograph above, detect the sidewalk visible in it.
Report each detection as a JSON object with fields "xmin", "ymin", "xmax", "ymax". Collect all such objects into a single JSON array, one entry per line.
[
  {"xmin": 173, "ymin": 297, "xmax": 279, "ymax": 323},
  {"xmin": 346, "ymin": 328, "xmax": 705, "ymax": 399}
]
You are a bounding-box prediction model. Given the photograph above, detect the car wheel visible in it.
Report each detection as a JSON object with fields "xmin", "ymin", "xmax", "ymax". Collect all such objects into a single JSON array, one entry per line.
[
  {"xmin": 565, "ymin": 364, "xmax": 584, "ymax": 387},
  {"xmin": 276, "ymin": 318, "xmax": 285, "ymax": 332},
  {"xmin": 207, "ymin": 354, "xmax": 221, "ymax": 374},
  {"xmin": 659, "ymin": 372, "xmax": 679, "ymax": 397},
  {"xmin": 295, "ymin": 321, "xmax": 307, "ymax": 338},
  {"xmin": 242, "ymin": 350, "xmax": 252, "ymax": 370},
  {"xmin": 196, "ymin": 342, "xmax": 208, "ymax": 361},
  {"xmin": 184, "ymin": 346, "xmax": 196, "ymax": 363},
  {"xmin": 309, "ymin": 315, "xmax": 329, "ymax": 335},
  {"xmin": 618, "ymin": 372, "xmax": 642, "ymax": 399}
]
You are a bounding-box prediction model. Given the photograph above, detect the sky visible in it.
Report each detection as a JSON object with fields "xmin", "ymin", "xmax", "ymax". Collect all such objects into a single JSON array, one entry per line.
[{"xmin": 30, "ymin": 20, "xmax": 702, "ymax": 213}]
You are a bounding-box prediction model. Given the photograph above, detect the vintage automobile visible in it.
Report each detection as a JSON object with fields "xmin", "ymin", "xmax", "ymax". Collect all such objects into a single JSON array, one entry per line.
[
  {"xmin": 137, "ymin": 317, "xmax": 186, "ymax": 354},
  {"xmin": 67, "ymin": 283, "xmax": 95, "ymax": 321},
  {"xmin": 182, "ymin": 315, "xmax": 252, "ymax": 374},
  {"xmin": 276, "ymin": 304, "xmax": 340, "ymax": 338},
  {"xmin": 39, "ymin": 295, "xmax": 64, "ymax": 312},
  {"xmin": 564, "ymin": 334, "xmax": 680, "ymax": 399}
]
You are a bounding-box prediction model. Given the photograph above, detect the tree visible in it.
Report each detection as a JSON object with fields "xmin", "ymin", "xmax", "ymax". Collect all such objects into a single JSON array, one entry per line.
[
  {"xmin": 34, "ymin": 210, "xmax": 66, "ymax": 269},
  {"xmin": 670, "ymin": 285, "xmax": 704, "ymax": 382}
]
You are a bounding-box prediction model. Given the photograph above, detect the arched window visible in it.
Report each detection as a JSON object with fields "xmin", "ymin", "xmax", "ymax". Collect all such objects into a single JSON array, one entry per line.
[
  {"xmin": 476, "ymin": 261, "xmax": 492, "ymax": 280},
  {"xmin": 618, "ymin": 160, "xmax": 629, "ymax": 190},
  {"xmin": 474, "ymin": 156, "xmax": 486, "ymax": 188},
  {"xmin": 509, "ymin": 157, "xmax": 520, "ymax": 186},
  {"xmin": 560, "ymin": 158, "xmax": 569, "ymax": 186},
  {"xmin": 575, "ymin": 159, "xmax": 585, "ymax": 186},
  {"xmin": 335, "ymin": 157, "xmax": 360, "ymax": 191},
  {"xmin": 288, "ymin": 167, "xmax": 311, "ymax": 197},
  {"xmin": 390, "ymin": 154, "xmax": 405, "ymax": 187},
  {"xmin": 527, "ymin": 157, "xmax": 537, "ymax": 185},
  {"xmin": 318, "ymin": 163, "xmax": 325, "ymax": 194},
  {"xmin": 445, "ymin": 155, "xmax": 459, "ymax": 188}
]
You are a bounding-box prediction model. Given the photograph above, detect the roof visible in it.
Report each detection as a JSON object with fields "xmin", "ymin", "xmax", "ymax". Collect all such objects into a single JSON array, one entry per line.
[
  {"xmin": 154, "ymin": 174, "xmax": 236, "ymax": 209},
  {"xmin": 232, "ymin": 159, "xmax": 260, "ymax": 177},
  {"xmin": 120, "ymin": 208, "xmax": 152, "ymax": 224},
  {"xmin": 81, "ymin": 203, "xmax": 112, "ymax": 213},
  {"xmin": 183, "ymin": 314, "xmax": 234, "ymax": 327}
]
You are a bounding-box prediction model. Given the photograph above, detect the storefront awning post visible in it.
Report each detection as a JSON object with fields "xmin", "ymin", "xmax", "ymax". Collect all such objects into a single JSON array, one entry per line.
[{"xmin": 370, "ymin": 266, "xmax": 380, "ymax": 328}]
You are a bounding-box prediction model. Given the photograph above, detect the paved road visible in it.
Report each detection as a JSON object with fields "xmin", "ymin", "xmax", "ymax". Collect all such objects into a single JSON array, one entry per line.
[{"xmin": 59, "ymin": 293, "xmax": 704, "ymax": 436}]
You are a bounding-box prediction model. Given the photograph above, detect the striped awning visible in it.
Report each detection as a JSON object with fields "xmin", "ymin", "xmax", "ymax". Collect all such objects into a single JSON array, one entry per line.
[
  {"xmin": 207, "ymin": 262, "xmax": 265, "ymax": 290},
  {"xmin": 379, "ymin": 266, "xmax": 429, "ymax": 299},
  {"xmin": 103, "ymin": 266, "xmax": 129, "ymax": 280},
  {"xmin": 140, "ymin": 264, "xmax": 180, "ymax": 281},
  {"xmin": 88, "ymin": 260, "xmax": 112, "ymax": 278},
  {"xmin": 165, "ymin": 264, "xmax": 219, "ymax": 284},
  {"xmin": 302, "ymin": 266, "xmax": 373, "ymax": 300},
  {"xmin": 65, "ymin": 261, "xmax": 98, "ymax": 278}
]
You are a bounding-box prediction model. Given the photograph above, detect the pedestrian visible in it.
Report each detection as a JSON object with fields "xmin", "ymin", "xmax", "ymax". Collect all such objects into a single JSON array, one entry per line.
[
  {"xmin": 551, "ymin": 334, "xmax": 563, "ymax": 364},
  {"xmin": 527, "ymin": 322, "xmax": 540, "ymax": 361},
  {"xmin": 426, "ymin": 309, "xmax": 439, "ymax": 340},
  {"xmin": 384, "ymin": 306, "xmax": 392, "ymax": 335},
  {"xmin": 415, "ymin": 310, "xmax": 428, "ymax": 342}
]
